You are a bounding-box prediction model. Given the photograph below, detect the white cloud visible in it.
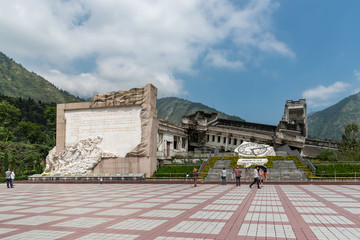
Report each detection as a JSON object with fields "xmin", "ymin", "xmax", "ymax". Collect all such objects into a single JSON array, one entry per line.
[
  {"xmin": 354, "ymin": 69, "xmax": 360, "ymax": 80},
  {"xmin": 302, "ymin": 82, "xmax": 350, "ymax": 107},
  {"xmin": 204, "ymin": 50, "xmax": 245, "ymax": 70},
  {"xmin": 0, "ymin": 0, "xmax": 293, "ymax": 98}
]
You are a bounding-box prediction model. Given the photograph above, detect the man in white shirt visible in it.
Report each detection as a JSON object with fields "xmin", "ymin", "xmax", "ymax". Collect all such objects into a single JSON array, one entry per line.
[
  {"xmin": 249, "ymin": 166, "xmax": 261, "ymax": 189},
  {"xmin": 5, "ymin": 168, "xmax": 11, "ymax": 188}
]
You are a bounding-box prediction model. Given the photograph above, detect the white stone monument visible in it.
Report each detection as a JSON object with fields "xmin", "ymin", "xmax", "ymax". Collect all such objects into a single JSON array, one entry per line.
[
  {"xmin": 44, "ymin": 84, "xmax": 158, "ymax": 176},
  {"xmin": 234, "ymin": 141, "xmax": 276, "ymax": 168}
]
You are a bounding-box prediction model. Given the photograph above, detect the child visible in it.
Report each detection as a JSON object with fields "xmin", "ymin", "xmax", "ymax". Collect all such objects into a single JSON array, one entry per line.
[{"xmin": 193, "ymin": 168, "xmax": 199, "ymax": 187}]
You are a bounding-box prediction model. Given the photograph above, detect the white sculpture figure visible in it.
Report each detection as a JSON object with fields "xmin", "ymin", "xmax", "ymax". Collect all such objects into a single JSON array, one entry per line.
[{"xmin": 44, "ymin": 136, "xmax": 117, "ymax": 175}]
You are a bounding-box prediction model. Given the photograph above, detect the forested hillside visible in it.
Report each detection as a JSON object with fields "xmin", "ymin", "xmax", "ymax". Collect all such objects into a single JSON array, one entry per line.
[
  {"xmin": 0, "ymin": 51, "xmax": 83, "ymax": 103},
  {"xmin": 0, "ymin": 94, "xmax": 56, "ymax": 145},
  {"xmin": 0, "ymin": 95, "xmax": 56, "ymax": 179},
  {"xmin": 157, "ymin": 97, "xmax": 244, "ymax": 125},
  {"xmin": 308, "ymin": 92, "xmax": 360, "ymax": 140}
]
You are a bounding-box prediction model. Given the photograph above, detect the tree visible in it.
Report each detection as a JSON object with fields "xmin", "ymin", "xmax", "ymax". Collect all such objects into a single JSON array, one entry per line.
[
  {"xmin": 341, "ymin": 123, "xmax": 359, "ymax": 151},
  {"xmin": 10, "ymin": 155, "xmax": 17, "ymax": 170},
  {"xmin": 339, "ymin": 123, "xmax": 360, "ymax": 161},
  {"xmin": 16, "ymin": 121, "xmax": 45, "ymax": 144},
  {"xmin": 1, "ymin": 151, "xmax": 9, "ymax": 171},
  {"xmin": 44, "ymin": 107, "xmax": 56, "ymax": 128},
  {"xmin": 35, "ymin": 155, "xmax": 43, "ymax": 173},
  {"xmin": 19, "ymin": 161, "xmax": 26, "ymax": 175},
  {"xmin": 44, "ymin": 106, "xmax": 56, "ymax": 146},
  {"xmin": 0, "ymin": 101, "xmax": 21, "ymax": 141},
  {"xmin": 316, "ymin": 149, "xmax": 338, "ymax": 161},
  {"xmin": 25, "ymin": 155, "xmax": 34, "ymax": 172}
]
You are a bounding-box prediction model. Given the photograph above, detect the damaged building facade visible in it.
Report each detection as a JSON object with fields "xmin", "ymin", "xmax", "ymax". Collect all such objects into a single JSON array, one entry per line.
[{"xmin": 159, "ymin": 99, "xmax": 336, "ymax": 159}]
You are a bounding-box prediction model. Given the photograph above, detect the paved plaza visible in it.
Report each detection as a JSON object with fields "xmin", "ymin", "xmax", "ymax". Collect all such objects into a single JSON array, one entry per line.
[{"xmin": 1, "ymin": 183, "xmax": 360, "ymax": 239}]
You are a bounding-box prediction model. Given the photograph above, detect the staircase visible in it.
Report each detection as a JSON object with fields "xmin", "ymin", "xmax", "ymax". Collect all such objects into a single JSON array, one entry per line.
[
  {"xmin": 268, "ymin": 160, "xmax": 306, "ymax": 181},
  {"xmin": 204, "ymin": 159, "xmax": 307, "ymax": 181},
  {"xmin": 206, "ymin": 159, "xmax": 232, "ymax": 181}
]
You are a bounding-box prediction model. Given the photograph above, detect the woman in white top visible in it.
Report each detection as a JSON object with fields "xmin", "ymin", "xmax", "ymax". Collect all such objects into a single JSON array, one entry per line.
[
  {"xmin": 221, "ymin": 168, "xmax": 227, "ymax": 185},
  {"xmin": 10, "ymin": 170, "xmax": 15, "ymax": 188}
]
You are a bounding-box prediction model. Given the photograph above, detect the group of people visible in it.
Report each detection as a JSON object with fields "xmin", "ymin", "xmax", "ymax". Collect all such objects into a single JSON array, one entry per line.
[
  {"xmin": 5, "ymin": 168, "xmax": 15, "ymax": 188},
  {"xmin": 192, "ymin": 165, "xmax": 266, "ymax": 188},
  {"xmin": 222, "ymin": 166, "xmax": 266, "ymax": 188},
  {"xmin": 249, "ymin": 166, "xmax": 266, "ymax": 189},
  {"xmin": 221, "ymin": 167, "xmax": 243, "ymax": 186}
]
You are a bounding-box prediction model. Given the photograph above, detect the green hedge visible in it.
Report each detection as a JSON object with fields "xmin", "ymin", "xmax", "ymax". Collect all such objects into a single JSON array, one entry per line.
[
  {"xmin": 315, "ymin": 164, "xmax": 360, "ymax": 177},
  {"xmin": 154, "ymin": 165, "xmax": 201, "ymax": 178},
  {"xmin": 0, "ymin": 175, "xmax": 28, "ymax": 183}
]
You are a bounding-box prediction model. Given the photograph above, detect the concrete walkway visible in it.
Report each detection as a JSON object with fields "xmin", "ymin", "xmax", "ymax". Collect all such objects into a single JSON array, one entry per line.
[{"xmin": 1, "ymin": 183, "xmax": 360, "ymax": 239}]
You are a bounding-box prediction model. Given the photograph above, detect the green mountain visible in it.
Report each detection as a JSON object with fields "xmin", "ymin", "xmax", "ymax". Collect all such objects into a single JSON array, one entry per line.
[
  {"xmin": 308, "ymin": 92, "xmax": 360, "ymax": 141},
  {"xmin": 0, "ymin": 51, "xmax": 82, "ymax": 103},
  {"xmin": 157, "ymin": 97, "xmax": 245, "ymax": 125}
]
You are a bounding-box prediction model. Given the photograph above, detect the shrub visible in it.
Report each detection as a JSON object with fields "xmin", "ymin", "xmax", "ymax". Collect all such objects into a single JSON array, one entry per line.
[
  {"xmin": 314, "ymin": 164, "xmax": 360, "ymax": 177},
  {"xmin": 316, "ymin": 149, "xmax": 338, "ymax": 162},
  {"xmin": 154, "ymin": 165, "xmax": 201, "ymax": 178}
]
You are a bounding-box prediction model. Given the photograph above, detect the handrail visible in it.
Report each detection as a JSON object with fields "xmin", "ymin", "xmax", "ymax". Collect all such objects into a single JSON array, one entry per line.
[
  {"xmin": 198, "ymin": 152, "xmax": 212, "ymax": 175},
  {"xmin": 293, "ymin": 149, "xmax": 316, "ymax": 172}
]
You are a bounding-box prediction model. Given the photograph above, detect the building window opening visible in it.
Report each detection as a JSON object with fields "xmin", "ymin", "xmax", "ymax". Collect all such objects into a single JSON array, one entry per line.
[
  {"xmin": 174, "ymin": 136, "xmax": 179, "ymax": 150},
  {"xmin": 228, "ymin": 138, "xmax": 232, "ymax": 144},
  {"xmin": 182, "ymin": 137, "xmax": 187, "ymax": 148},
  {"xmin": 158, "ymin": 133, "xmax": 163, "ymax": 145},
  {"xmin": 212, "ymin": 135, "xmax": 215, "ymax": 142},
  {"xmin": 234, "ymin": 139, "xmax": 237, "ymax": 145},
  {"xmin": 166, "ymin": 142, "xmax": 171, "ymax": 157},
  {"xmin": 218, "ymin": 136, "xmax": 221, "ymax": 142}
]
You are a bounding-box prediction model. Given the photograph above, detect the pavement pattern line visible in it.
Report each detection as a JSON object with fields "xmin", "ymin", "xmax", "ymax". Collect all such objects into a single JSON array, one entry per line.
[
  {"xmin": 1, "ymin": 183, "xmax": 360, "ymax": 239},
  {"xmin": 277, "ymin": 185, "xmax": 317, "ymax": 239}
]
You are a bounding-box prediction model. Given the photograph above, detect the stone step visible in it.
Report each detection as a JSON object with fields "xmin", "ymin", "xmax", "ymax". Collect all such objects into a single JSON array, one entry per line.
[
  {"xmin": 206, "ymin": 168, "xmax": 235, "ymax": 180},
  {"xmin": 273, "ymin": 160, "xmax": 297, "ymax": 169},
  {"xmin": 213, "ymin": 160, "xmax": 232, "ymax": 169},
  {"xmin": 205, "ymin": 159, "xmax": 307, "ymax": 181}
]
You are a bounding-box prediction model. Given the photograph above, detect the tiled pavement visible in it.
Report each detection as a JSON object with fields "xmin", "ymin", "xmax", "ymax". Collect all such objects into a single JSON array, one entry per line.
[{"xmin": 1, "ymin": 183, "xmax": 360, "ymax": 239}]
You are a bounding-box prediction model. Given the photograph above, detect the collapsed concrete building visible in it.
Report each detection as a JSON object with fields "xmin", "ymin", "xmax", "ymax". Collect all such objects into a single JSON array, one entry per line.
[{"xmin": 157, "ymin": 99, "xmax": 337, "ymax": 159}]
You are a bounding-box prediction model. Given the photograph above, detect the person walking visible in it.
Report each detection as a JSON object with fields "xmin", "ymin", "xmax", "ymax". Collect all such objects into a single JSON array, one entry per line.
[
  {"xmin": 231, "ymin": 167, "xmax": 235, "ymax": 181},
  {"xmin": 221, "ymin": 168, "xmax": 227, "ymax": 185},
  {"xmin": 5, "ymin": 168, "xmax": 12, "ymax": 188},
  {"xmin": 10, "ymin": 170, "xmax": 15, "ymax": 188},
  {"xmin": 233, "ymin": 167, "xmax": 242, "ymax": 186},
  {"xmin": 258, "ymin": 168, "xmax": 264, "ymax": 188},
  {"xmin": 193, "ymin": 168, "xmax": 199, "ymax": 187},
  {"xmin": 249, "ymin": 166, "xmax": 261, "ymax": 189}
]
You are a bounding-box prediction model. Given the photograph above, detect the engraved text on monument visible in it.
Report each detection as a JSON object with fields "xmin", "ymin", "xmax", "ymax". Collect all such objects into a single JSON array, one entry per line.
[{"xmin": 65, "ymin": 107, "xmax": 142, "ymax": 157}]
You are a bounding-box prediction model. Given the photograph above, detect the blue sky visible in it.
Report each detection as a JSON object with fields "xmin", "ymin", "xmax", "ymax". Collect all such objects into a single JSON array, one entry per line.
[{"xmin": 1, "ymin": 0, "xmax": 360, "ymax": 125}]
